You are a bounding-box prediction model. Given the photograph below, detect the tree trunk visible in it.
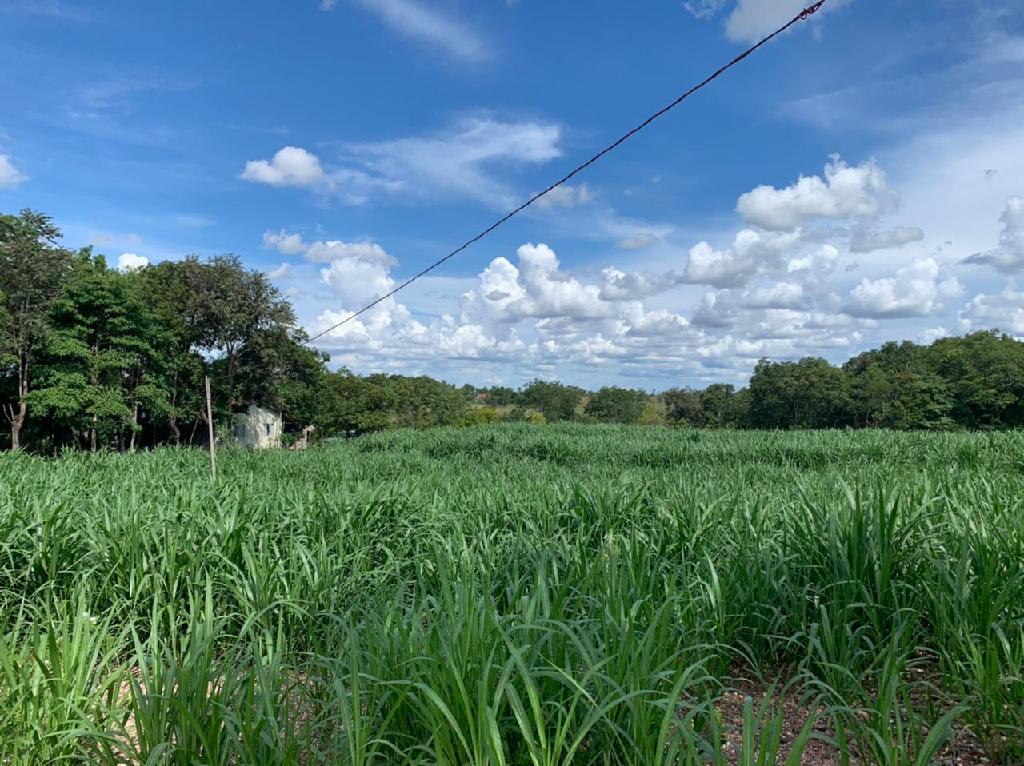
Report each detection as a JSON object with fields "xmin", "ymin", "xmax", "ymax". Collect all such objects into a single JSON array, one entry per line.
[
  {"xmin": 8, "ymin": 402, "xmax": 25, "ymax": 452},
  {"xmin": 7, "ymin": 354, "xmax": 29, "ymax": 452},
  {"xmin": 129, "ymin": 401, "xmax": 139, "ymax": 452},
  {"xmin": 168, "ymin": 370, "xmax": 181, "ymax": 445},
  {"xmin": 90, "ymin": 413, "xmax": 97, "ymax": 452},
  {"xmin": 226, "ymin": 346, "xmax": 237, "ymax": 412},
  {"xmin": 188, "ymin": 412, "xmax": 201, "ymax": 445}
]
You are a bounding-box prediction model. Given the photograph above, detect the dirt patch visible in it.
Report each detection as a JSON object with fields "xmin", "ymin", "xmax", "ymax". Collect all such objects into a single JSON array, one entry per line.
[
  {"xmin": 711, "ymin": 669, "xmax": 992, "ymax": 765},
  {"xmin": 712, "ymin": 680, "xmax": 848, "ymax": 765}
]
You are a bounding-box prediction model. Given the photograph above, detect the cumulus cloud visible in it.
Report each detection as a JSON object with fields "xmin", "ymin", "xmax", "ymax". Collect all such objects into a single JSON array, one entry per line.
[
  {"xmin": 847, "ymin": 257, "xmax": 961, "ymax": 318},
  {"xmin": 306, "ymin": 240, "xmax": 397, "ymax": 266},
  {"xmin": 921, "ymin": 327, "xmax": 950, "ymax": 344},
  {"xmin": 0, "ymin": 154, "xmax": 27, "ymax": 188},
  {"xmin": 117, "ymin": 253, "xmax": 149, "ymax": 272},
  {"xmin": 787, "ymin": 244, "xmax": 839, "ymax": 278},
  {"xmin": 963, "ymin": 196, "xmax": 1024, "ymax": 274},
  {"xmin": 288, "ymin": 146, "xmax": 980, "ymax": 387},
  {"xmin": 298, "ymin": 233, "xmax": 878, "ymax": 386},
  {"xmin": 599, "ymin": 267, "xmax": 681, "ymax": 301},
  {"xmin": 263, "ymin": 229, "xmax": 308, "ymax": 255},
  {"xmin": 241, "ymin": 146, "xmax": 325, "ymax": 188},
  {"xmin": 321, "ymin": 257, "xmax": 396, "ymax": 309},
  {"xmin": 849, "ymin": 225, "xmax": 925, "ymax": 253},
  {"xmin": 740, "ymin": 281, "xmax": 806, "ymax": 309},
  {"xmin": 262, "ymin": 228, "xmax": 397, "ymax": 268},
  {"xmin": 958, "ymin": 288, "xmax": 1024, "ymax": 336},
  {"xmin": 684, "ymin": 228, "xmax": 801, "ymax": 287},
  {"xmin": 471, "ymin": 244, "xmax": 613, "ymax": 323},
  {"xmin": 737, "ymin": 157, "xmax": 898, "ymax": 231}
]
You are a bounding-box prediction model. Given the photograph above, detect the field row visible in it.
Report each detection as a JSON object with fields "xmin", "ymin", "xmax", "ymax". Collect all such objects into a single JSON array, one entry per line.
[{"xmin": 1, "ymin": 426, "xmax": 1022, "ymax": 763}]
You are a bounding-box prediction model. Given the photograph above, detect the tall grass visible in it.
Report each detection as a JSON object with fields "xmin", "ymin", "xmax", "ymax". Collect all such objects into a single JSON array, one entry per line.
[{"xmin": 1, "ymin": 425, "xmax": 1022, "ymax": 763}]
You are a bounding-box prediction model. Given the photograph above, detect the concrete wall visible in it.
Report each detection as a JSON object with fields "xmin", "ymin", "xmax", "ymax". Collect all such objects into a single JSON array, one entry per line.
[{"xmin": 233, "ymin": 405, "xmax": 283, "ymax": 449}]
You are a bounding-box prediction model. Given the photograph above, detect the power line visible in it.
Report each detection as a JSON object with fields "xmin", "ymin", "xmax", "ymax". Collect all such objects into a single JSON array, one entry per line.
[{"xmin": 306, "ymin": 0, "xmax": 829, "ymax": 345}]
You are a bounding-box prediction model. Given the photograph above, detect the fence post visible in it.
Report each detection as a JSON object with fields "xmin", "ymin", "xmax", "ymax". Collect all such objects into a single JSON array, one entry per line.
[{"xmin": 205, "ymin": 376, "xmax": 217, "ymax": 481}]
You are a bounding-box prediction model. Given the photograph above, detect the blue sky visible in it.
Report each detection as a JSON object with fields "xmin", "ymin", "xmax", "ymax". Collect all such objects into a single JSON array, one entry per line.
[{"xmin": 1, "ymin": 0, "xmax": 1023, "ymax": 389}]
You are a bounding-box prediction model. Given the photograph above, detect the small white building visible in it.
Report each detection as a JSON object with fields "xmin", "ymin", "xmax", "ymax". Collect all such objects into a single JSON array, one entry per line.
[{"xmin": 233, "ymin": 404, "xmax": 283, "ymax": 449}]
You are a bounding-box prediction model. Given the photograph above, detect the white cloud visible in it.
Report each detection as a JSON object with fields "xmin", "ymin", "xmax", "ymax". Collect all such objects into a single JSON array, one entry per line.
[
  {"xmin": 268, "ymin": 263, "xmax": 291, "ymax": 280},
  {"xmin": 921, "ymin": 327, "xmax": 950, "ymax": 345},
  {"xmin": 849, "ymin": 225, "xmax": 925, "ymax": 253},
  {"xmin": 684, "ymin": 228, "xmax": 801, "ymax": 287},
  {"xmin": 342, "ymin": 0, "xmax": 488, "ymax": 62},
  {"xmin": 964, "ymin": 196, "xmax": 1024, "ymax": 274},
  {"xmin": 958, "ymin": 288, "xmax": 1024, "ymax": 336},
  {"xmin": 117, "ymin": 253, "xmax": 149, "ymax": 272},
  {"xmin": 262, "ymin": 229, "xmax": 397, "ymax": 269},
  {"xmin": 306, "ymin": 240, "xmax": 397, "ymax": 266},
  {"xmin": 298, "ymin": 233, "xmax": 869, "ymax": 386},
  {"xmin": 241, "ymin": 146, "xmax": 325, "ymax": 188},
  {"xmin": 599, "ymin": 267, "xmax": 680, "ymax": 301},
  {"xmin": 347, "ymin": 116, "xmax": 561, "ymax": 208},
  {"xmin": 724, "ymin": 0, "xmax": 853, "ymax": 43},
  {"xmin": 263, "ymin": 229, "xmax": 308, "ymax": 255},
  {"xmin": 740, "ymin": 281, "xmax": 805, "ymax": 309},
  {"xmin": 535, "ymin": 183, "xmax": 593, "ymax": 209},
  {"xmin": 0, "ymin": 154, "xmax": 27, "ymax": 188},
  {"xmin": 321, "ymin": 257, "xmax": 395, "ymax": 309},
  {"xmin": 474, "ymin": 244, "xmax": 613, "ymax": 322},
  {"xmin": 737, "ymin": 157, "xmax": 898, "ymax": 231},
  {"xmin": 787, "ymin": 244, "xmax": 839, "ymax": 279},
  {"xmin": 683, "ymin": 0, "xmax": 728, "ymax": 21},
  {"xmin": 245, "ymin": 118, "xmax": 562, "ymax": 208},
  {"xmin": 616, "ymin": 232, "xmax": 658, "ymax": 250},
  {"xmin": 846, "ymin": 257, "xmax": 960, "ymax": 318}
]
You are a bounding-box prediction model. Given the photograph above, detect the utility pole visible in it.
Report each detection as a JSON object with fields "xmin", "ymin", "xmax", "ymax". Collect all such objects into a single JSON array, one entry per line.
[{"xmin": 205, "ymin": 376, "xmax": 217, "ymax": 481}]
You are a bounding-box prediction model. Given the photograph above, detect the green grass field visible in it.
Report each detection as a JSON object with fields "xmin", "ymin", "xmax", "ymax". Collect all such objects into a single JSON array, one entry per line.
[{"xmin": 1, "ymin": 426, "xmax": 1022, "ymax": 764}]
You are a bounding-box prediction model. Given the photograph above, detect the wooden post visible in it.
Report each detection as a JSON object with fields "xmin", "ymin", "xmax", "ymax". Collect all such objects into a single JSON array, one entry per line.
[{"xmin": 205, "ymin": 376, "xmax": 217, "ymax": 481}]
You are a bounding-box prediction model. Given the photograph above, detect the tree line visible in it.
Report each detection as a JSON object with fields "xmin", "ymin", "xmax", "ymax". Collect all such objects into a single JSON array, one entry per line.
[
  {"xmin": 472, "ymin": 332, "xmax": 1024, "ymax": 431},
  {"xmin": 4, "ymin": 209, "xmax": 1024, "ymax": 453},
  {"xmin": 1, "ymin": 210, "xmax": 324, "ymax": 453}
]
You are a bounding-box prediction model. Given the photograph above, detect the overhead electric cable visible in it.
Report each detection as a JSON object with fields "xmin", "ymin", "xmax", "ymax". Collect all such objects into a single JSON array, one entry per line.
[{"xmin": 306, "ymin": 0, "xmax": 829, "ymax": 344}]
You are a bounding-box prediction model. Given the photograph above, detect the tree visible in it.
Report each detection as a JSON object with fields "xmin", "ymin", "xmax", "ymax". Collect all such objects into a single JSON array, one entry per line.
[
  {"xmin": 881, "ymin": 369, "xmax": 953, "ymax": 430},
  {"xmin": 314, "ymin": 371, "xmax": 466, "ymax": 436},
  {"xmin": 585, "ymin": 387, "xmax": 647, "ymax": 424},
  {"xmin": 139, "ymin": 260, "xmax": 207, "ymax": 444},
  {"xmin": 638, "ymin": 400, "xmax": 665, "ymax": 426},
  {"xmin": 748, "ymin": 357, "xmax": 851, "ymax": 429},
  {"xmin": 701, "ymin": 384, "xmax": 742, "ymax": 428},
  {"xmin": 0, "ymin": 210, "xmax": 72, "ymax": 450},
  {"xmin": 186, "ymin": 255, "xmax": 296, "ymax": 412},
  {"xmin": 483, "ymin": 386, "xmax": 517, "ymax": 406},
  {"xmin": 519, "ymin": 379, "xmax": 583, "ymax": 422},
  {"xmin": 32, "ymin": 251, "xmax": 171, "ymax": 450},
  {"xmin": 927, "ymin": 331, "xmax": 1024, "ymax": 428},
  {"xmin": 846, "ymin": 361, "xmax": 892, "ymax": 428},
  {"xmin": 663, "ymin": 388, "xmax": 705, "ymax": 427},
  {"xmin": 233, "ymin": 324, "xmax": 326, "ymax": 430}
]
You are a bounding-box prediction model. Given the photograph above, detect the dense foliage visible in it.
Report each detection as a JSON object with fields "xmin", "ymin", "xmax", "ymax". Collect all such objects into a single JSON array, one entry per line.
[
  {"xmin": 472, "ymin": 332, "xmax": 1024, "ymax": 431},
  {"xmin": 1, "ymin": 210, "xmax": 325, "ymax": 453},
  {"xmin": 5, "ymin": 208, "xmax": 1024, "ymax": 454},
  {"xmin": 1, "ymin": 427, "xmax": 1022, "ymax": 763}
]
